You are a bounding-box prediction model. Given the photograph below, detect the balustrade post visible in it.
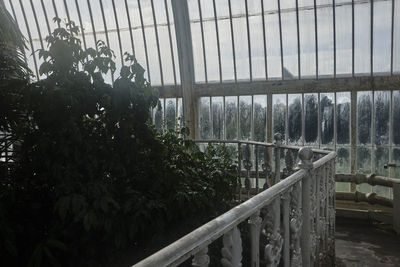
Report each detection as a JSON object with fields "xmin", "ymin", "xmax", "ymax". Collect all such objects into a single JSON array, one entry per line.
[
  {"xmin": 394, "ymin": 183, "xmax": 400, "ymax": 235},
  {"xmin": 290, "ymin": 182, "xmax": 302, "ymax": 266},
  {"xmin": 274, "ymin": 133, "xmax": 282, "ymax": 185},
  {"xmin": 263, "ymin": 198, "xmax": 283, "ymax": 267},
  {"xmin": 221, "ymin": 226, "xmax": 243, "ymax": 267},
  {"xmin": 299, "ymin": 147, "xmax": 313, "ymax": 267},
  {"xmin": 192, "ymin": 246, "xmax": 210, "ymax": 267},
  {"xmin": 282, "ymin": 191, "xmax": 290, "ymax": 267},
  {"xmin": 249, "ymin": 211, "xmax": 262, "ymax": 267}
]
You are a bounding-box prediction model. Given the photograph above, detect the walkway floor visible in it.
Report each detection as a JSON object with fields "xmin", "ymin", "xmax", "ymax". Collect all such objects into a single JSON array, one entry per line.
[{"xmin": 335, "ymin": 218, "xmax": 400, "ymax": 267}]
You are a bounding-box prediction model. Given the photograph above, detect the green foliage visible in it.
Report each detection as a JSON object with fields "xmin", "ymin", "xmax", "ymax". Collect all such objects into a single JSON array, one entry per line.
[{"xmin": 1, "ymin": 20, "xmax": 237, "ymax": 266}]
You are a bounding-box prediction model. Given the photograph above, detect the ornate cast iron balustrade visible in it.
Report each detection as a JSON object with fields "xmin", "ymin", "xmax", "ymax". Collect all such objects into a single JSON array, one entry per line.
[{"xmin": 133, "ymin": 134, "xmax": 336, "ymax": 267}]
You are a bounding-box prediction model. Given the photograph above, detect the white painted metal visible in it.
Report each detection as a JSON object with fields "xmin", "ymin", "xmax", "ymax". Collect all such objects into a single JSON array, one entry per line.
[{"xmin": 133, "ymin": 142, "xmax": 336, "ymax": 267}]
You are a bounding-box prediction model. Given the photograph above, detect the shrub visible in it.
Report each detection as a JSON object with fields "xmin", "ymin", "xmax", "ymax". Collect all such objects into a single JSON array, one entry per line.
[{"xmin": 0, "ymin": 20, "xmax": 237, "ymax": 267}]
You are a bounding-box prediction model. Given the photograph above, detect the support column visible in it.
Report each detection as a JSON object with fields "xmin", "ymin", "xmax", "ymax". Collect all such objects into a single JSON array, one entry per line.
[{"xmin": 171, "ymin": 0, "xmax": 196, "ymax": 139}]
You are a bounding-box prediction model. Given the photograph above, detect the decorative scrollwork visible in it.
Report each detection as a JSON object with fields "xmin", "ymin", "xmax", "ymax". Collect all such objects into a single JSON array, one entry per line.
[
  {"xmin": 243, "ymin": 144, "xmax": 252, "ymax": 198},
  {"xmin": 221, "ymin": 226, "xmax": 243, "ymax": 267},
  {"xmin": 283, "ymin": 149, "xmax": 294, "ymax": 178}
]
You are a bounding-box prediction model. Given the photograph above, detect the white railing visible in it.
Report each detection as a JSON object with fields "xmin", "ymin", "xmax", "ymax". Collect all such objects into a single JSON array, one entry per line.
[{"xmin": 133, "ymin": 134, "xmax": 336, "ymax": 267}]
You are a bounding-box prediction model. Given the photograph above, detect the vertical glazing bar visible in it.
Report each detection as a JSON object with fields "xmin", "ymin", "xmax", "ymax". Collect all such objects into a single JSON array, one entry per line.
[
  {"xmin": 261, "ymin": 0, "xmax": 268, "ymax": 79},
  {"xmin": 51, "ymin": 0, "xmax": 60, "ymax": 27},
  {"xmin": 296, "ymin": 0, "xmax": 301, "ymax": 79},
  {"xmin": 212, "ymin": 0, "xmax": 222, "ymax": 83},
  {"xmin": 228, "ymin": 0, "xmax": 237, "ymax": 82},
  {"xmin": 351, "ymin": 0, "xmax": 354, "ymax": 77},
  {"xmin": 255, "ymin": 145, "xmax": 259, "ymax": 193},
  {"xmin": 350, "ymin": 91, "xmax": 357, "ymax": 192},
  {"xmin": 318, "ymin": 93, "xmax": 321, "ymax": 148},
  {"xmin": 99, "ymin": 0, "xmax": 113, "ymax": 83},
  {"xmin": 74, "ymin": 0, "xmax": 87, "ymax": 50},
  {"xmin": 389, "ymin": 90, "xmax": 393, "ymax": 184},
  {"xmin": 40, "ymin": 0, "xmax": 51, "ymax": 36},
  {"xmin": 138, "ymin": 0, "xmax": 151, "ymax": 82},
  {"xmin": 210, "ymin": 97, "xmax": 213, "ymax": 137},
  {"xmin": 251, "ymin": 95, "xmax": 254, "ymax": 141},
  {"xmin": 245, "ymin": 0, "xmax": 252, "ymax": 81},
  {"xmin": 197, "ymin": 0, "xmax": 208, "ymax": 83},
  {"xmin": 63, "ymin": 0, "xmax": 71, "ymax": 23},
  {"xmin": 333, "ymin": 0, "xmax": 336, "ymax": 78},
  {"xmin": 302, "ymin": 93, "xmax": 305, "ymax": 146},
  {"xmin": 9, "ymin": 0, "xmax": 27, "ymax": 63},
  {"xmin": 87, "ymin": 0, "xmax": 98, "ymax": 48},
  {"xmin": 274, "ymin": 133, "xmax": 282, "ymax": 185},
  {"xmin": 370, "ymin": 0, "xmax": 374, "ymax": 77},
  {"xmin": 314, "ymin": 0, "xmax": 318, "ymax": 79},
  {"xmin": 285, "ymin": 94, "xmax": 289, "ymax": 144},
  {"xmin": 277, "ymin": 0, "xmax": 284, "ymax": 79},
  {"xmin": 238, "ymin": 142, "xmax": 242, "ymax": 202},
  {"xmin": 30, "ymin": 0, "xmax": 44, "ymax": 49},
  {"xmin": 165, "ymin": 0, "xmax": 177, "ymax": 85},
  {"xmin": 282, "ymin": 191, "xmax": 290, "ymax": 267},
  {"xmin": 334, "ymin": 93, "xmax": 337, "ymax": 150},
  {"xmin": 19, "ymin": 0, "xmax": 39, "ymax": 79},
  {"xmin": 124, "ymin": 0, "xmax": 136, "ymax": 57},
  {"xmin": 223, "ymin": 96, "xmax": 226, "ymax": 140},
  {"xmin": 112, "ymin": 0, "xmax": 124, "ymax": 65},
  {"xmin": 237, "ymin": 95, "xmax": 240, "ymax": 139},
  {"xmin": 150, "ymin": 0, "xmax": 164, "ymax": 86},
  {"xmin": 267, "ymin": 93, "xmax": 273, "ymax": 143},
  {"xmin": 371, "ymin": 91, "xmax": 375, "ymax": 179},
  {"xmin": 391, "ymin": 0, "xmax": 395, "ymax": 75}
]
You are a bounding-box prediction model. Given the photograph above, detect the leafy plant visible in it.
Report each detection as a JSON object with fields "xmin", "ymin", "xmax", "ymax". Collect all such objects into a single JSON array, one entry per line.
[{"xmin": 0, "ymin": 19, "xmax": 237, "ymax": 267}]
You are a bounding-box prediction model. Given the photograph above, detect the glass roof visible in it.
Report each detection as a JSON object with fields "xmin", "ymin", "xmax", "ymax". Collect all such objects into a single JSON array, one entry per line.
[{"xmin": 5, "ymin": 0, "xmax": 400, "ymax": 86}]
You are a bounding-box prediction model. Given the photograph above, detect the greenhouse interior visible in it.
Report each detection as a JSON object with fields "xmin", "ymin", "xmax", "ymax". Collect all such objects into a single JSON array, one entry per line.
[{"xmin": 1, "ymin": 0, "xmax": 400, "ymax": 266}]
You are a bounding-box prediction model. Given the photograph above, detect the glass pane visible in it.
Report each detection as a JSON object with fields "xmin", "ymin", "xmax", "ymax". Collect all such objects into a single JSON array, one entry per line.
[
  {"xmin": 374, "ymin": 91, "xmax": 390, "ymax": 146},
  {"xmin": 304, "ymin": 94, "xmax": 318, "ymax": 144},
  {"xmin": 153, "ymin": 99, "xmax": 164, "ymax": 133},
  {"xmin": 357, "ymin": 91, "xmax": 372, "ymax": 145},
  {"xmin": 336, "ymin": 92, "xmax": 350, "ymax": 144},
  {"xmin": 281, "ymin": 3, "xmax": 299, "ymax": 79},
  {"xmin": 273, "ymin": 94, "xmax": 287, "ymax": 140},
  {"xmin": 393, "ymin": 91, "xmax": 400, "ymax": 145},
  {"xmin": 357, "ymin": 147, "xmax": 372, "ymax": 193},
  {"xmin": 299, "ymin": 9, "xmax": 316, "ymax": 78},
  {"xmin": 373, "ymin": 147, "xmax": 390, "ymax": 198},
  {"xmin": 165, "ymin": 98, "xmax": 176, "ymax": 131},
  {"xmin": 249, "ymin": 3, "xmax": 266, "ymax": 80},
  {"xmin": 239, "ymin": 96, "xmax": 251, "ymax": 140},
  {"xmin": 288, "ymin": 94, "xmax": 302, "ymax": 145},
  {"xmin": 232, "ymin": 0, "xmax": 249, "ymax": 80},
  {"xmin": 392, "ymin": 148, "xmax": 400, "ymax": 179},
  {"xmin": 199, "ymin": 97, "xmax": 211, "ymax": 139},
  {"xmin": 216, "ymin": 0, "xmax": 234, "ymax": 81},
  {"xmin": 321, "ymin": 93, "xmax": 334, "ymax": 146},
  {"xmin": 335, "ymin": 4, "xmax": 352, "ymax": 76},
  {"xmin": 317, "ymin": 6, "xmax": 334, "ymax": 77},
  {"xmin": 177, "ymin": 98, "xmax": 183, "ymax": 129},
  {"xmin": 212, "ymin": 97, "xmax": 224, "ymax": 139},
  {"xmin": 336, "ymin": 146, "xmax": 350, "ymax": 173},
  {"xmin": 373, "ymin": 0, "xmax": 391, "ymax": 75},
  {"xmin": 200, "ymin": 0, "xmax": 220, "ymax": 83},
  {"xmin": 265, "ymin": 11, "xmax": 282, "ymax": 79},
  {"xmin": 253, "ymin": 95, "xmax": 267, "ymax": 142},
  {"xmin": 354, "ymin": 1, "xmax": 371, "ymax": 75},
  {"xmin": 225, "ymin": 96, "xmax": 238, "ymax": 140}
]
